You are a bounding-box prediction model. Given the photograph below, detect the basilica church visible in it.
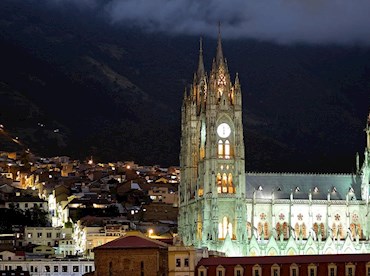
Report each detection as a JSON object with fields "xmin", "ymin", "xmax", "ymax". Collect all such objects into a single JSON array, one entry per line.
[{"xmin": 178, "ymin": 32, "xmax": 370, "ymax": 256}]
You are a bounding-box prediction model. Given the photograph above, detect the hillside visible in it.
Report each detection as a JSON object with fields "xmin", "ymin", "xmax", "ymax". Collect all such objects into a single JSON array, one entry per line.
[{"xmin": 0, "ymin": 0, "xmax": 369, "ymax": 172}]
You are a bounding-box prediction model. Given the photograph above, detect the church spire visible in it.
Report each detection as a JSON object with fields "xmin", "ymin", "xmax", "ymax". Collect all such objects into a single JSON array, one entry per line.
[
  {"xmin": 216, "ymin": 22, "xmax": 224, "ymax": 64},
  {"xmin": 197, "ymin": 37, "xmax": 205, "ymax": 78}
]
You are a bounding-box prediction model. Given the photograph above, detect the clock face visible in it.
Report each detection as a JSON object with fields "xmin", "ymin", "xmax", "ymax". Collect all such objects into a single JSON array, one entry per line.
[{"xmin": 217, "ymin": 123, "xmax": 231, "ymax": 138}]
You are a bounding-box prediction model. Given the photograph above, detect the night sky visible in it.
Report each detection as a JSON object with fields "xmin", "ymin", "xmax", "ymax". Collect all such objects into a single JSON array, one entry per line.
[
  {"xmin": 45, "ymin": 0, "xmax": 370, "ymax": 45},
  {"xmin": 0, "ymin": 0, "xmax": 369, "ymax": 172}
]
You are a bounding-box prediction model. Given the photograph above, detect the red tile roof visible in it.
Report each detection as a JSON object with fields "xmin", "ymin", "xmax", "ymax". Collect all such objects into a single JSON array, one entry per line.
[
  {"xmin": 94, "ymin": 231, "xmax": 169, "ymax": 250},
  {"xmin": 198, "ymin": 253, "xmax": 370, "ymax": 266}
]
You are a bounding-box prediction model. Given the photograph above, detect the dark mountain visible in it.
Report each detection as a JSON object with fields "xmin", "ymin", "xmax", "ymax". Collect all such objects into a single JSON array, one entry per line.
[{"xmin": 0, "ymin": 0, "xmax": 369, "ymax": 172}]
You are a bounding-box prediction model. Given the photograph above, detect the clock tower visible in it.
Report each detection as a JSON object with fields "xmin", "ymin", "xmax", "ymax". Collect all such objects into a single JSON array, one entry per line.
[{"xmin": 179, "ymin": 31, "xmax": 247, "ymax": 255}]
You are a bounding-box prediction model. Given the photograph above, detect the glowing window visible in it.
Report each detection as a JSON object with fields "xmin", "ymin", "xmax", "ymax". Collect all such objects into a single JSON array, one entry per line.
[
  {"xmin": 218, "ymin": 140, "xmax": 224, "ymax": 158},
  {"xmin": 222, "ymin": 173, "xmax": 228, "ymax": 193},
  {"xmin": 218, "ymin": 216, "xmax": 232, "ymax": 239},
  {"xmin": 228, "ymin": 173, "xmax": 233, "ymax": 193},
  {"xmin": 225, "ymin": 140, "xmax": 230, "ymax": 159}
]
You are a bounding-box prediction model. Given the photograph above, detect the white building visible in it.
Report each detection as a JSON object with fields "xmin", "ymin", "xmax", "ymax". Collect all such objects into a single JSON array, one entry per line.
[
  {"xmin": 0, "ymin": 259, "xmax": 94, "ymax": 276},
  {"xmin": 23, "ymin": 227, "xmax": 72, "ymax": 248}
]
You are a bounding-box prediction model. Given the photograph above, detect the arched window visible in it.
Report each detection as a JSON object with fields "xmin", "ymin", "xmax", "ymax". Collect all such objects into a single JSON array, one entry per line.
[
  {"xmin": 218, "ymin": 217, "xmax": 232, "ymax": 239},
  {"xmin": 264, "ymin": 222, "xmax": 269, "ymax": 238},
  {"xmin": 217, "ymin": 173, "xmax": 234, "ymax": 194},
  {"xmin": 320, "ymin": 223, "xmax": 325, "ymax": 239},
  {"xmin": 301, "ymin": 223, "xmax": 307, "ymax": 239},
  {"xmin": 228, "ymin": 173, "xmax": 233, "ymax": 193},
  {"xmin": 218, "ymin": 140, "xmax": 224, "ymax": 158},
  {"xmin": 283, "ymin": 222, "xmax": 289, "ymax": 239},
  {"xmin": 217, "ymin": 139, "xmax": 232, "ymax": 159},
  {"xmin": 217, "ymin": 173, "xmax": 222, "ymax": 193},
  {"xmin": 225, "ymin": 140, "xmax": 230, "ymax": 159},
  {"xmin": 276, "ymin": 222, "xmax": 281, "ymax": 237},
  {"xmin": 222, "ymin": 173, "xmax": 228, "ymax": 193}
]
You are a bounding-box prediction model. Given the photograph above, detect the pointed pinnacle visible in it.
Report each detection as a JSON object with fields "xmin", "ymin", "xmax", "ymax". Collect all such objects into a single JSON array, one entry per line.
[
  {"xmin": 216, "ymin": 22, "xmax": 224, "ymax": 64},
  {"xmin": 197, "ymin": 37, "xmax": 205, "ymax": 78}
]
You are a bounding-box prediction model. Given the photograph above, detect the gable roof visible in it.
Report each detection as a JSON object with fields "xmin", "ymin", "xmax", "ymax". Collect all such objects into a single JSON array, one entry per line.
[
  {"xmin": 94, "ymin": 231, "xmax": 169, "ymax": 250},
  {"xmin": 246, "ymin": 172, "xmax": 360, "ymax": 200}
]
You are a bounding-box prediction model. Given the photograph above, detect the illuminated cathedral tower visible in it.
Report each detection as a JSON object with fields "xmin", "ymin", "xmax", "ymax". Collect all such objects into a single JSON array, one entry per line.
[{"xmin": 179, "ymin": 31, "xmax": 247, "ymax": 255}]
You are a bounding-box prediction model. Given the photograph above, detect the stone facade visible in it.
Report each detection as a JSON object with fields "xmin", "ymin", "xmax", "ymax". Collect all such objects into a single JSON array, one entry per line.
[{"xmin": 179, "ymin": 33, "xmax": 370, "ymax": 256}]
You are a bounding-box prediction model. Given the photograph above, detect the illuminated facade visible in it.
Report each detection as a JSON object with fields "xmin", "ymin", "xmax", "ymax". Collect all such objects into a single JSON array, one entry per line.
[{"xmin": 179, "ymin": 33, "xmax": 370, "ymax": 256}]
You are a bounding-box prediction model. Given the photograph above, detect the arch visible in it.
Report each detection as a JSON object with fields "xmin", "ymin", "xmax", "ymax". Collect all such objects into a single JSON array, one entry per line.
[
  {"xmin": 283, "ymin": 222, "xmax": 289, "ymax": 239},
  {"xmin": 246, "ymin": 222, "xmax": 252, "ymax": 239},
  {"xmin": 287, "ymin": 248, "xmax": 297, "ymax": 255},
  {"xmin": 225, "ymin": 140, "xmax": 230, "ymax": 159},
  {"xmin": 228, "ymin": 173, "xmax": 233, "ymax": 193},
  {"xmin": 268, "ymin": 248, "xmax": 278, "ymax": 256},
  {"xmin": 218, "ymin": 140, "xmax": 224, "ymax": 158},
  {"xmin": 313, "ymin": 223, "xmax": 318, "ymax": 236},
  {"xmin": 264, "ymin": 221, "xmax": 269, "ymax": 238},
  {"xmin": 332, "ymin": 223, "xmax": 337, "ymax": 238},
  {"xmin": 301, "ymin": 223, "xmax": 307, "ymax": 239},
  {"xmin": 320, "ymin": 223, "xmax": 325, "ymax": 239},
  {"xmin": 294, "ymin": 223, "xmax": 300, "ymax": 238},
  {"xmin": 338, "ymin": 223, "xmax": 344, "ymax": 239},
  {"xmin": 276, "ymin": 222, "xmax": 281, "ymax": 237},
  {"xmin": 219, "ymin": 216, "xmax": 231, "ymax": 239},
  {"xmin": 258, "ymin": 222, "xmax": 263, "ymax": 236},
  {"xmin": 222, "ymin": 173, "xmax": 228, "ymax": 193},
  {"xmin": 217, "ymin": 173, "xmax": 222, "ymax": 193}
]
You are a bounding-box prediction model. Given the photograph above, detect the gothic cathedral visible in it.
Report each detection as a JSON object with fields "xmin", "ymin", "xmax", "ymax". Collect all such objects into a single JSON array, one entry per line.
[
  {"xmin": 179, "ymin": 32, "xmax": 247, "ymax": 255},
  {"xmin": 179, "ymin": 33, "xmax": 370, "ymax": 256}
]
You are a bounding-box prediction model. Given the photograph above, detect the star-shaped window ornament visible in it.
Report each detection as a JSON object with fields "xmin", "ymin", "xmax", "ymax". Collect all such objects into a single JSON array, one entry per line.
[
  {"xmin": 316, "ymin": 214, "xmax": 322, "ymax": 221},
  {"xmin": 279, "ymin": 213, "xmax": 285, "ymax": 221},
  {"xmin": 297, "ymin": 213, "xmax": 303, "ymax": 221},
  {"xmin": 335, "ymin": 214, "xmax": 340, "ymax": 221},
  {"xmin": 352, "ymin": 213, "xmax": 359, "ymax": 223},
  {"xmin": 260, "ymin": 213, "xmax": 266, "ymax": 220}
]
